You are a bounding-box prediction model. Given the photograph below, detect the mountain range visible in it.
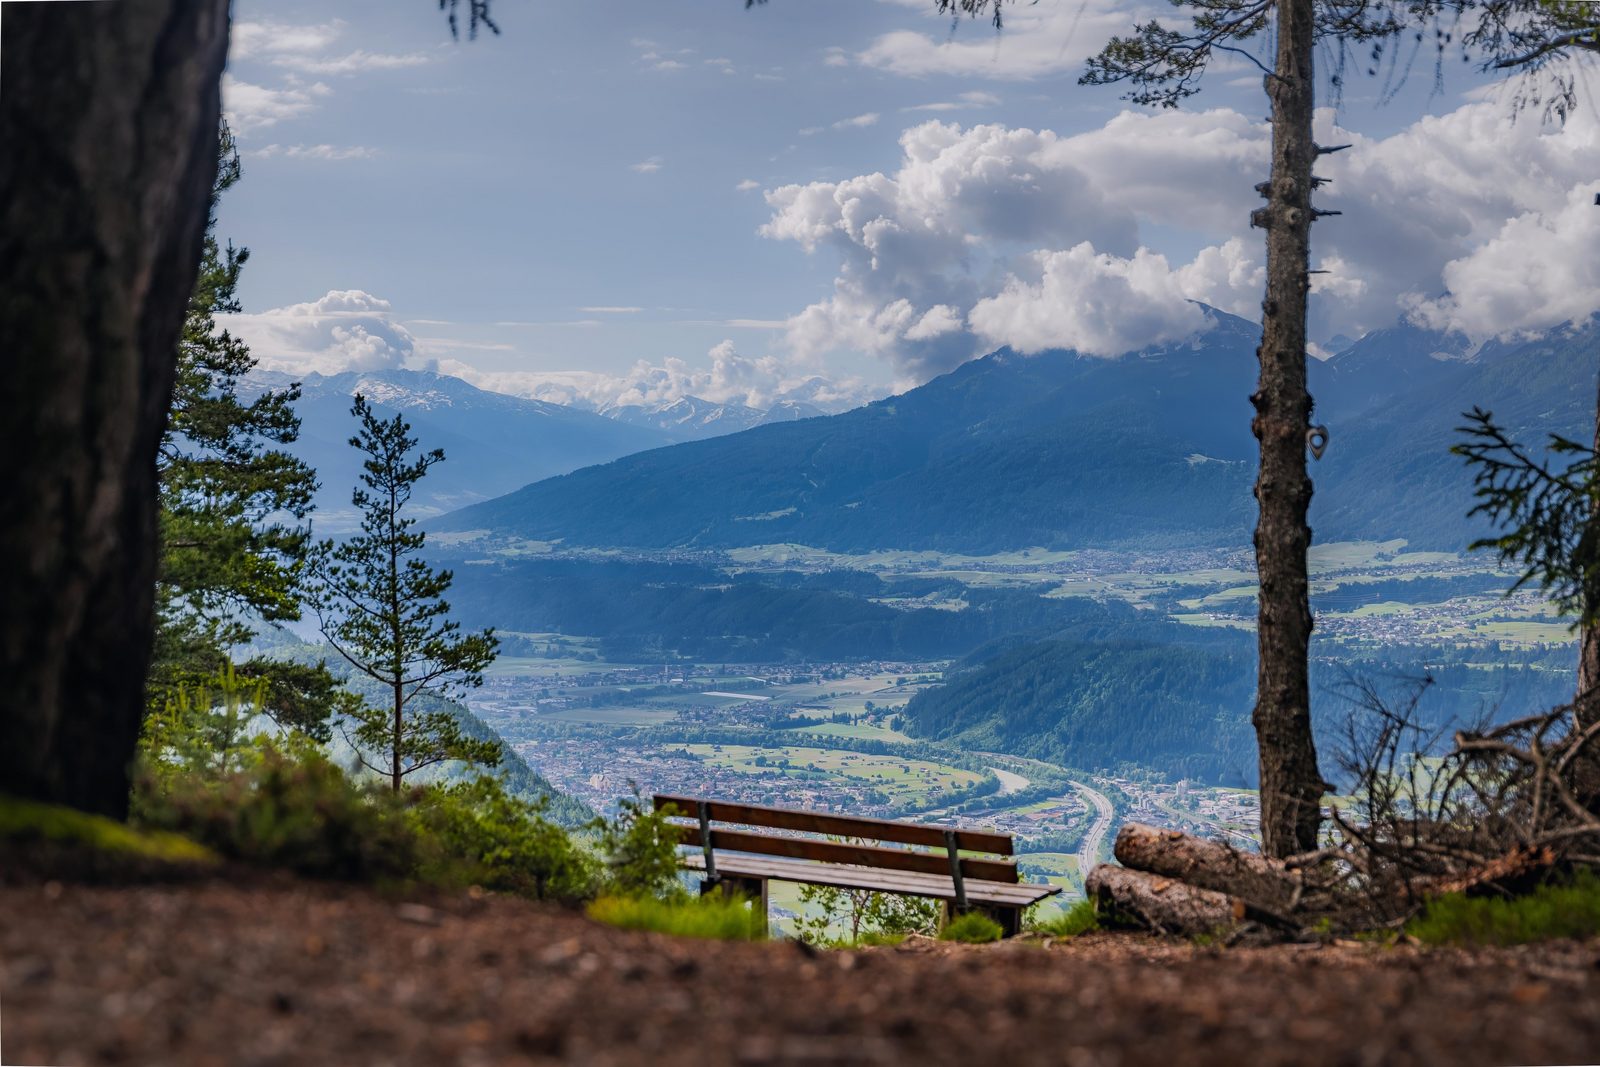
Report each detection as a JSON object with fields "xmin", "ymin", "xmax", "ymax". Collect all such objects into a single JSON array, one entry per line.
[
  {"xmin": 433, "ymin": 308, "xmax": 1594, "ymax": 553},
  {"xmin": 598, "ymin": 394, "xmax": 829, "ymax": 441},
  {"xmin": 242, "ymin": 369, "xmax": 676, "ymax": 527}
]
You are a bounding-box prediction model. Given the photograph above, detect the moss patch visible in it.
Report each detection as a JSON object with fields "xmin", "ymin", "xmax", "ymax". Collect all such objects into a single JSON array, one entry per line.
[{"xmin": 0, "ymin": 794, "xmax": 216, "ymax": 882}]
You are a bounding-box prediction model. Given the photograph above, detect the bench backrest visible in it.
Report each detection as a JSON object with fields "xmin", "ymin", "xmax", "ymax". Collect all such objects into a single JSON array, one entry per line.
[{"xmin": 653, "ymin": 794, "xmax": 1019, "ymax": 883}]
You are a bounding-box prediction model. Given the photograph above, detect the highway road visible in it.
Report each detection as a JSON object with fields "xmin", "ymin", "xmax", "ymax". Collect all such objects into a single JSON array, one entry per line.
[{"xmin": 1074, "ymin": 779, "xmax": 1116, "ymax": 873}]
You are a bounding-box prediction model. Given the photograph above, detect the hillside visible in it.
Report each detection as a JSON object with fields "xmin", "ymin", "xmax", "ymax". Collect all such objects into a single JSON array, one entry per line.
[{"xmin": 434, "ymin": 313, "xmax": 1594, "ymax": 553}]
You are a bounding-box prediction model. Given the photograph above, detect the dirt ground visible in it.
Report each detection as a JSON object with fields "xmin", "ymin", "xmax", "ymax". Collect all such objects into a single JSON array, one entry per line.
[{"xmin": 4, "ymin": 878, "xmax": 1600, "ymax": 1066}]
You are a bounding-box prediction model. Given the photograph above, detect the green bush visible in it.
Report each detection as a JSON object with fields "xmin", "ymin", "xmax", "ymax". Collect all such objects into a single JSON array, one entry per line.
[
  {"xmin": 1027, "ymin": 899, "xmax": 1099, "ymax": 938},
  {"xmin": 408, "ymin": 776, "xmax": 598, "ymax": 903},
  {"xmin": 1407, "ymin": 873, "xmax": 1600, "ymax": 946},
  {"xmin": 587, "ymin": 892, "xmax": 766, "ymax": 940},
  {"xmin": 939, "ymin": 910, "xmax": 1005, "ymax": 944},
  {"xmin": 594, "ymin": 791, "xmax": 684, "ymax": 899},
  {"xmin": 135, "ymin": 742, "xmax": 427, "ymax": 882}
]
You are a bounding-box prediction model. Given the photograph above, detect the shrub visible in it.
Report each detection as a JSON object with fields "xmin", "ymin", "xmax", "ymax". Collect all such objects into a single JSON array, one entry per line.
[
  {"xmin": 135, "ymin": 742, "xmax": 427, "ymax": 882},
  {"xmin": 939, "ymin": 910, "xmax": 1005, "ymax": 943},
  {"xmin": 1407, "ymin": 873, "xmax": 1600, "ymax": 946},
  {"xmin": 408, "ymin": 776, "xmax": 598, "ymax": 903},
  {"xmin": 1027, "ymin": 899, "xmax": 1099, "ymax": 938},
  {"xmin": 595, "ymin": 791, "xmax": 685, "ymax": 899},
  {"xmin": 587, "ymin": 893, "xmax": 766, "ymax": 941}
]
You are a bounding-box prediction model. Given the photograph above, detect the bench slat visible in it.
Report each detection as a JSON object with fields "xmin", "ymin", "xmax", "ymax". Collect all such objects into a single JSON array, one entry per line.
[
  {"xmin": 683, "ymin": 853, "xmax": 1058, "ymax": 907},
  {"xmin": 653, "ymin": 795, "xmax": 1012, "ymax": 855},
  {"xmin": 673, "ymin": 825, "xmax": 1019, "ymax": 883}
]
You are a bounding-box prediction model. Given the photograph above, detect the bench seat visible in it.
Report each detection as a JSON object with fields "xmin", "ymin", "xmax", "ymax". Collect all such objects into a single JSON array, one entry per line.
[{"xmin": 684, "ymin": 852, "xmax": 1059, "ymax": 909}]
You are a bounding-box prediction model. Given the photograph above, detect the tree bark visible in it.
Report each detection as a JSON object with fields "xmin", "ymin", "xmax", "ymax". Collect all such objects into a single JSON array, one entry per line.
[
  {"xmin": 1086, "ymin": 865, "xmax": 1242, "ymax": 936},
  {"xmin": 1250, "ymin": 0, "xmax": 1326, "ymax": 858},
  {"xmin": 0, "ymin": 1, "xmax": 231, "ymax": 816},
  {"xmin": 1577, "ymin": 366, "xmax": 1600, "ymax": 730},
  {"xmin": 1112, "ymin": 823, "xmax": 1303, "ymax": 913}
]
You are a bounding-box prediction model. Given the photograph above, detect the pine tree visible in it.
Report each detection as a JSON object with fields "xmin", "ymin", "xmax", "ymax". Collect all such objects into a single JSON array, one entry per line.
[
  {"xmin": 312, "ymin": 395, "xmax": 502, "ymax": 790},
  {"xmin": 152, "ymin": 123, "xmax": 337, "ymax": 742}
]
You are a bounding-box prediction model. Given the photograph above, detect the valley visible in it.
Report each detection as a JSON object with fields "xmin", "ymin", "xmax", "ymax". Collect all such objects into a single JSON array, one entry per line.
[{"xmin": 455, "ymin": 535, "xmax": 1570, "ymax": 911}]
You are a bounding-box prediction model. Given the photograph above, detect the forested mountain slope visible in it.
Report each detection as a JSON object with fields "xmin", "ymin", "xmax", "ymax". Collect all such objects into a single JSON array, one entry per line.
[{"xmin": 436, "ymin": 312, "xmax": 1594, "ymax": 553}]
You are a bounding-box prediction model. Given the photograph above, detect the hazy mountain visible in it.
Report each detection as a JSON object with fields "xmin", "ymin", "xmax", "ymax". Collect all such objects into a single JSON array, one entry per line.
[
  {"xmin": 243, "ymin": 368, "xmax": 676, "ymax": 528},
  {"xmin": 433, "ymin": 308, "xmax": 1592, "ymax": 553},
  {"xmin": 599, "ymin": 394, "xmax": 830, "ymax": 441}
]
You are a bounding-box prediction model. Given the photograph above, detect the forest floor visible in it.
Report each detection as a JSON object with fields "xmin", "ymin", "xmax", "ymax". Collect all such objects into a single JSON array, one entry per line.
[{"xmin": 5, "ymin": 877, "xmax": 1600, "ymax": 1067}]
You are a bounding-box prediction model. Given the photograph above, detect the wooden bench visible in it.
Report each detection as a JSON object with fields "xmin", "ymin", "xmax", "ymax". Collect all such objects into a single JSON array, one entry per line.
[{"xmin": 653, "ymin": 794, "xmax": 1059, "ymax": 938}]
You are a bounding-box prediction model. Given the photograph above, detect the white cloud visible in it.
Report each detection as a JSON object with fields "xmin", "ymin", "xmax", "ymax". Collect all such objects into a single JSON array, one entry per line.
[
  {"xmin": 1409, "ymin": 181, "xmax": 1600, "ymax": 338},
  {"xmin": 578, "ymin": 306, "xmax": 645, "ymax": 314},
  {"xmin": 969, "ymin": 245, "xmax": 1209, "ymax": 357},
  {"xmin": 653, "ymin": 59, "xmax": 688, "ymax": 71},
  {"xmin": 760, "ymin": 98, "xmax": 1600, "ymax": 383},
  {"xmin": 903, "ymin": 91, "xmax": 1002, "ymax": 112},
  {"xmin": 822, "ymin": 47, "xmax": 850, "ymax": 67},
  {"xmin": 855, "ymin": 0, "xmax": 1145, "ymax": 80},
  {"xmin": 251, "ymin": 143, "xmax": 377, "ymax": 161},
  {"xmin": 275, "ymin": 49, "xmax": 432, "ymax": 75},
  {"xmin": 736, "ymin": 179, "xmax": 762, "ymax": 192},
  {"xmin": 631, "ymin": 156, "xmax": 665, "ymax": 173},
  {"xmin": 222, "ymin": 76, "xmax": 330, "ymax": 132},
  {"xmin": 221, "ymin": 290, "xmax": 417, "ymax": 375},
  {"xmin": 833, "ymin": 112, "xmax": 881, "ymax": 129},
  {"xmin": 231, "ymin": 19, "xmax": 345, "ymax": 60}
]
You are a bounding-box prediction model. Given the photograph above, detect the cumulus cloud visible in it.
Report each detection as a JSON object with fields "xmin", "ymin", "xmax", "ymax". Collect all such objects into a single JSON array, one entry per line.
[
  {"xmin": 760, "ymin": 98, "xmax": 1600, "ymax": 383},
  {"xmin": 736, "ymin": 179, "xmax": 762, "ymax": 192},
  {"xmin": 970, "ymin": 245, "xmax": 1209, "ymax": 357},
  {"xmin": 631, "ymin": 156, "xmax": 665, "ymax": 173},
  {"xmin": 221, "ymin": 290, "xmax": 417, "ymax": 375},
  {"xmin": 1409, "ymin": 181, "xmax": 1600, "ymax": 338}
]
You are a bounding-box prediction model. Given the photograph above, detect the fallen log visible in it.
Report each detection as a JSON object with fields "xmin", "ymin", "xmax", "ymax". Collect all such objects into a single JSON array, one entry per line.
[
  {"xmin": 1086, "ymin": 864, "xmax": 1241, "ymax": 936},
  {"xmin": 1113, "ymin": 823, "xmax": 1304, "ymax": 913}
]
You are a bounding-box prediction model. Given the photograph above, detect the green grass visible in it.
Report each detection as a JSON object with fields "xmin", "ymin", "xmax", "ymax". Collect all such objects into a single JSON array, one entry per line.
[
  {"xmin": 1407, "ymin": 874, "xmax": 1600, "ymax": 947},
  {"xmin": 587, "ymin": 893, "xmax": 768, "ymax": 941},
  {"xmin": 939, "ymin": 911, "xmax": 1005, "ymax": 943},
  {"xmin": 1027, "ymin": 899, "xmax": 1099, "ymax": 938},
  {"xmin": 0, "ymin": 795, "xmax": 216, "ymax": 866}
]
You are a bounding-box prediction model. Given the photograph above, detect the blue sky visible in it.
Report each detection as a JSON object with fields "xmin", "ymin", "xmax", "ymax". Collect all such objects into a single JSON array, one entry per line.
[{"xmin": 219, "ymin": 0, "xmax": 1600, "ymax": 411}]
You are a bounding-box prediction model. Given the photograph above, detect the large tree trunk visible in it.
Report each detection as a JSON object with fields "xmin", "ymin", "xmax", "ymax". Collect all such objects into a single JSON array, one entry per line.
[
  {"xmin": 1578, "ymin": 367, "xmax": 1600, "ymax": 730},
  {"xmin": 0, "ymin": 1, "xmax": 231, "ymax": 817},
  {"xmin": 1250, "ymin": 0, "xmax": 1326, "ymax": 858}
]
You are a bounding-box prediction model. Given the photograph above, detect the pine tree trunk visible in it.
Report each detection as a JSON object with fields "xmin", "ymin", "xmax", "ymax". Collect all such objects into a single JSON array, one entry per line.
[
  {"xmin": 0, "ymin": 0, "xmax": 231, "ymax": 817},
  {"xmin": 1251, "ymin": 0, "xmax": 1325, "ymax": 858}
]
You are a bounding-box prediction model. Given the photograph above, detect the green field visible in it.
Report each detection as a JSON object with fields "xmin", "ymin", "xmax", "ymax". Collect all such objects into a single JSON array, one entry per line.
[
  {"xmin": 682, "ymin": 743, "xmax": 982, "ymax": 802},
  {"xmin": 792, "ymin": 720, "xmax": 914, "ymax": 743}
]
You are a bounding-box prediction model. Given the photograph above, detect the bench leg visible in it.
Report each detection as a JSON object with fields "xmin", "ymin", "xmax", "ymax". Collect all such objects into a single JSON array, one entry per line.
[
  {"xmin": 702, "ymin": 874, "xmax": 769, "ymax": 938},
  {"xmin": 941, "ymin": 901, "xmax": 1023, "ymax": 939}
]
